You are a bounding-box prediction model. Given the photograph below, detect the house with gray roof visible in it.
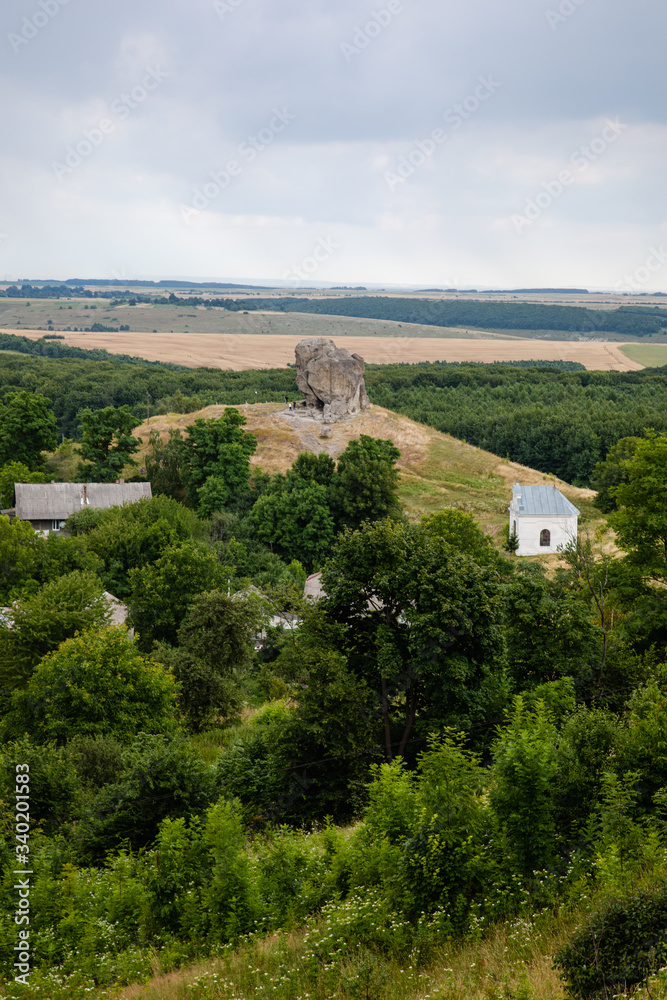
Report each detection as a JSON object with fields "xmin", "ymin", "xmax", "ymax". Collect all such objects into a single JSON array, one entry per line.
[
  {"xmin": 508, "ymin": 482, "xmax": 579, "ymax": 556},
  {"xmin": 14, "ymin": 482, "xmax": 152, "ymax": 534}
]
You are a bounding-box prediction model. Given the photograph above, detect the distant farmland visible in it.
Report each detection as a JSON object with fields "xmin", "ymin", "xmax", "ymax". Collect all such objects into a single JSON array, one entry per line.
[{"xmin": 11, "ymin": 329, "xmax": 643, "ymax": 371}]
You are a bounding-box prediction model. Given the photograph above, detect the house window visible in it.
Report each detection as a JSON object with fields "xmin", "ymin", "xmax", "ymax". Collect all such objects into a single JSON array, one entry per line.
[
  {"xmin": 513, "ymin": 520, "xmax": 517, "ymax": 536},
  {"xmin": 540, "ymin": 528, "xmax": 551, "ymax": 547},
  {"xmin": 52, "ymin": 520, "xmax": 60, "ymax": 531}
]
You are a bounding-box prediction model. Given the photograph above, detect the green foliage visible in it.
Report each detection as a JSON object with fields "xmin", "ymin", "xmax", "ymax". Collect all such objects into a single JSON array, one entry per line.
[
  {"xmin": 610, "ymin": 432, "xmax": 667, "ymax": 578},
  {"xmin": 0, "ymin": 461, "xmax": 46, "ymax": 508},
  {"xmin": 618, "ymin": 671, "xmax": 667, "ymax": 807},
  {"xmin": 128, "ymin": 542, "xmax": 231, "ymax": 649},
  {"xmin": 76, "ymin": 405, "xmax": 142, "ymax": 482},
  {"xmin": 395, "ymin": 733, "xmax": 493, "ymax": 925},
  {"xmin": 73, "ymin": 494, "xmax": 200, "ymax": 599},
  {"xmin": 0, "ymin": 736, "xmax": 81, "ymax": 835},
  {"xmin": 5, "ymin": 626, "xmax": 178, "ymax": 743},
  {"xmin": 248, "ymin": 477, "xmax": 336, "ymax": 572},
  {"xmin": 291, "ymin": 450, "xmax": 336, "ymax": 486},
  {"xmin": 73, "ymin": 734, "xmax": 218, "ymax": 857},
  {"xmin": 329, "ymin": 435, "xmax": 401, "ymax": 530},
  {"xmin": 550, "ymin": 707, "xmax": 621, "ymax": 842},
  {"xmin": 156, "ymin": 590, "xmax": 263, "ymax": 731},
  {"xmin": 504, "ymin": 574, "xmax": 599, "ymax": 692},
  {"xmin": 0, "ymin": 570, "xmax": 111, "ymax": 694},
  {"xmin": 0, "ymin": 391, "xmax": 57, "ymax": 470},
  {"xmin": 591, "ymin": 435, "xmax": 642, "ymax": 513},
  {"xmin": 0, "ymin": 514, "xmax": 37, "ymax": 603},
  {"xmin": 490, "ymin": 700, "xmax": 559, "ymax": 875},
  {"xmin": 182, "ymin": 409, "xmax": 257, "ymax": 508},
  {"xmin": 421, "ymin": 509, "xmax": 502, "ymax": 567},
  {"xmin": 197, "ymin": 475, "xmax": 230, "ymax": 516},
  {"xmin": 144, "ymin": 427, "xmax": 186, "ymax": 502},
  {"xmin": 321, "ymin": 517, "xmax": 508, "ymax": 760},
  {"xmin": 555, "ymin": 882, "xmax": 667, "ymax": 998}
]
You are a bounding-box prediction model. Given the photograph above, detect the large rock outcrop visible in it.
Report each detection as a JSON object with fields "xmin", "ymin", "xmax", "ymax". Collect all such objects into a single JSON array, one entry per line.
[{"xmin": 295, "ymin": 337, "xmax": 370, "ymax": 420}]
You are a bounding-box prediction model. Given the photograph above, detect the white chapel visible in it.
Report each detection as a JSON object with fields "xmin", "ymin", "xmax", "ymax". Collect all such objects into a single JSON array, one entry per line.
[{"xmin": 508, "ymin": 482, "xmax": 580, "ymax": 556}]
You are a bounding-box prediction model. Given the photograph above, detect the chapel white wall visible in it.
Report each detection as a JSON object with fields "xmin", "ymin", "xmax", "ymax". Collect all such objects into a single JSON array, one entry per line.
[{"xmin": 509, "ymin": 514, "xmax": 578, "ymax": 556}]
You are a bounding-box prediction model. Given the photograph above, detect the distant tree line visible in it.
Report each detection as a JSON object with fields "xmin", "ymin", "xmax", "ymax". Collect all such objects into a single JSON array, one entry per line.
[{"xmin": 227, "ymin": 295, "xmax": 667, "ymax": 337}]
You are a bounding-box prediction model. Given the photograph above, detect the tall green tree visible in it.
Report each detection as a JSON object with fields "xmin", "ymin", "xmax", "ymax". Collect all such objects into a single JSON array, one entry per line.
[
  {"xmin": 145, "ymin": 427, "xmax": 186, "ymax": 502},
  {"xmin": 0, "ymin": 462, "xmax": 46, "ymax": 509},
  {"xmin": 247, "ymin": 477, "xmax": 336, "ymax": 572},
  {"xmin": 320, "ymin": 518, "xmax": 508, "ymax": 760},
  {"xmin": 610, "ymin": 431, "xmax": 667, "ymax": 578},
  {"xmin": 0, "ymin": 515, "xmax": 38, "ymax": 604},
  {"xmin": 591, "ymin": 436, "xmax": 643, "ymax": 513},
  {"xmin": 156, "ymin": 590, "xmax": 263, "ymax": 731},
  {"xmin": 490, "ymin": 699, "xmax": 559, "ymax": 875},
  {"xmin": 0, "ymin": 571, "xmax": 112, "ymax": 694},
  {"xmin": 0, "ymin": 391, "xmax": 57, "ymax": 470},
  {"xmin": 182, "ymin": 409, "xmax": 257, "ymax": 508},
  {"xmin": 329, "ymin": 435, "xmax": 401, "ymax": 530},
  {"xmin": 128, "ymin": 542, "xmax": 232, "ymax": 650},
  {"xmin": 77, "ymin": 405, "xmax": 142, "ymax": 483}
]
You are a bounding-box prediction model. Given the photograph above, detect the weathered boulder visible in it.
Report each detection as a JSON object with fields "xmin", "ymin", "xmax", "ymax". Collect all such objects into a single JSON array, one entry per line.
[{"xmin": 295, "ymin": 337, "xmax": 370, "ymax": 419}]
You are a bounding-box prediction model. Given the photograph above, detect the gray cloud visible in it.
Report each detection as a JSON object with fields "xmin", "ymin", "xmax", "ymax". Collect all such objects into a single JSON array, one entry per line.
[{"xmin": 0, "ymin": 0, "xmax": 665, "ymax": 286}]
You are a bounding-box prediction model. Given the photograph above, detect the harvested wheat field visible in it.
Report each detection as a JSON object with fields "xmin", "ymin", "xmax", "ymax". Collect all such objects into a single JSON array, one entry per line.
[
  {"xmin": 135, "ymin": 402, "xmax": 601, "ymax": 536},
  {"xmin": 13, "ymin": 328, "xmax": 643, "ymax": 371}
]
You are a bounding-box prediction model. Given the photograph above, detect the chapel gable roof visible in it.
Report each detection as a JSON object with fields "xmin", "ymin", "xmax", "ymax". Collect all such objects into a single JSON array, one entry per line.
[{"xmin": 509, "ymin": 482, "xmax": 580, "ymax": 518}]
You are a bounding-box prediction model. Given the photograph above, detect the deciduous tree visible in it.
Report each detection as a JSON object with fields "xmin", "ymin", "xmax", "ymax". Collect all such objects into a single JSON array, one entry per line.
[
  {"xmin": 0, "ymin": 391, "xmax": 57, "ymax": 470},
  {"xmin": 77, "ymin": 405, "xmax": 142, "ymax": 482}
]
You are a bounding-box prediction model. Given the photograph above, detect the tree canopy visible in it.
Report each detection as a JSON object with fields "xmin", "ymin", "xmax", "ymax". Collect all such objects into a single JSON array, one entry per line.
[
  {"xmin": 0, "ymin": 391, "xmax": 57, "ymax": 470},
  {"xmin": 77, "ymin": 405, "xmax": 142, "ymax": 482}
]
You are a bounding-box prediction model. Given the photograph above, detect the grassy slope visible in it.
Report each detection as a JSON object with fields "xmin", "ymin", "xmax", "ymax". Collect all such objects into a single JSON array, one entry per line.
[
  {"xmin": 112, "ymin": 905, "xmax": 582, "ymax": 1000},
  {"xmin": 134, "ymin": 402, "xmax": 602, "ymax": 540}
]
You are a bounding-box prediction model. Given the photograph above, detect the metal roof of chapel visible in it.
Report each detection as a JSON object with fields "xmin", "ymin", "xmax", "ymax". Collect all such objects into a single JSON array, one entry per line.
[{"xmin": 510, "ymin": 483, "xmax": 580, "ymax": 518}]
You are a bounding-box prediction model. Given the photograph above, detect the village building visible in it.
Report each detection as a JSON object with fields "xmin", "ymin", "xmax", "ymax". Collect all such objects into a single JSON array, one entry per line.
[
  {"xmin": 508, "ymin": 482, "xmax": 579, "ymax": 556},
  {"xmin": 12, "ymin": 482, "xmax": 152, "ymax": 535}
]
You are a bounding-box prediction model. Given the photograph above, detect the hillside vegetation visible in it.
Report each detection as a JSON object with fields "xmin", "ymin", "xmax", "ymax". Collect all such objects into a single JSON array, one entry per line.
[
  {"xmin": 134, "ymin": 402, "xmax": 599, "ymax": 534},
  {"xmin": 3, "ymin": 361, "xmax": 667, "ymax": 1000}
]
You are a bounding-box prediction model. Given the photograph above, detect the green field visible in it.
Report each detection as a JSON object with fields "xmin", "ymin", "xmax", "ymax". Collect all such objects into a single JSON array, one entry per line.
[{"xmin": 620, "ymin": 343, "xmax": 667, "ymax": 368}]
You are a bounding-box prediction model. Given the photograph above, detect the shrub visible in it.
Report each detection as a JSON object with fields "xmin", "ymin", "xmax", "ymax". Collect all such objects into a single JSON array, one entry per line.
[
  {"xmin": 72, "ymin": 734, "xmax": 218, "ymax": 858},
  {"xmin": 0, "ymin": 570, "xmax": 111, "ymax": 692},
  {"xmin": 5, "ymin": 626, "xmax": 178, "ymax": 743},
  {"xmin": 555, "ymin": 881, "xmax": 667, "ymax": 998}
]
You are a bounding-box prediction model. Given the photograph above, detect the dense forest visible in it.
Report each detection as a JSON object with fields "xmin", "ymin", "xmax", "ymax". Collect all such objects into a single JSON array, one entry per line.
[
  {"xmin": 1, "ymin": 348, "xmax": 667, "ymax": 484},
  {"xmin": 2, "ymin": 381, "xmax": 667, "ymax": 998},
  {"xmin": 230, "ymin": 296, "xmax": 667, "ymax": 338}
]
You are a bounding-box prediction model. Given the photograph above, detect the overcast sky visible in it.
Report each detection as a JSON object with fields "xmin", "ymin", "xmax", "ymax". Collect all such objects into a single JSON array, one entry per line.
[{"xmin": 1, "ymin": 0, "xmax": 665, "ymax": 288}]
